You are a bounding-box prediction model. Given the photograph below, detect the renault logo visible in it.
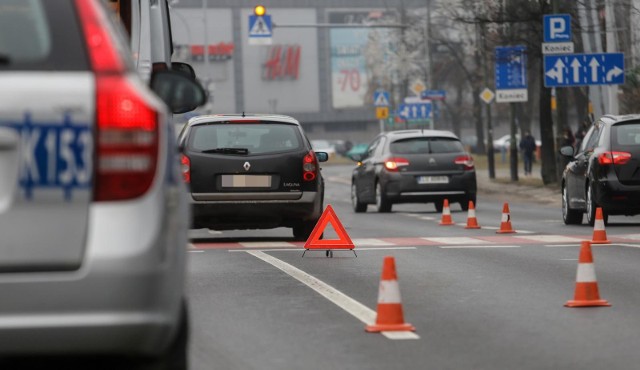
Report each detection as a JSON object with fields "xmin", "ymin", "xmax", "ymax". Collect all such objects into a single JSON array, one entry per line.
[{"xmin": 243, "ymin": 162, "xmax": 251, "ymax": 171}]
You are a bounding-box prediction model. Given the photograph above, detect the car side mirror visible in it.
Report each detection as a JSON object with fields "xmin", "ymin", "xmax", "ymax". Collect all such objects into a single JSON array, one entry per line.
[
  {"xmin": 559, "ymin": 145, "xmax": 574, "ymax": 157},
  {"xmin": 316, "ymin": 152, "xmax": 329, "ymax": 162},
  {"xmin": 150, "ymin": 70, "xmax": 206, "ymax": 114},
  {"xmin": 171, "ymin": 62, "xmax": 197, "ymax": 80}
]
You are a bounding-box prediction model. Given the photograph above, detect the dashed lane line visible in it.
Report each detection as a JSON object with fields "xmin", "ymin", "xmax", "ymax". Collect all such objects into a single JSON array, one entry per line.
[
  {"xmin": 439, "ymin": 245, "xmax": 521, "ymax": 249},
  {"xmin": 246, "ymin": 250, "xmax": 420, "ymax": 340}
]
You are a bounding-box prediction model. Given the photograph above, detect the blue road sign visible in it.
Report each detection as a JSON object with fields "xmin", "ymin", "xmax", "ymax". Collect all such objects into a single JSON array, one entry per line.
[
  {"xmin": 544, "ymin": 14, "xmax": 571, "ymax": 43},
  {"xmin": 397, "ymin": 102, "xmax": 432, "ymax": 120},
  {"xmin": 373, "ymin": 90, "xmax": 390, "ymax": 107},
  {"xmin": 544, "ymin": 53, "xmax": 624, "ymax": 87},
  {"xmin": 248, "ymin": 15, "xmax": 272, "ymax": 43},
  {"xmin": 420, "ymin": 90, "xmax": 446, "ymax": 101},
  {"xmin": 495, "ymin": 46, "xmax": 527, "ymax": 90}
]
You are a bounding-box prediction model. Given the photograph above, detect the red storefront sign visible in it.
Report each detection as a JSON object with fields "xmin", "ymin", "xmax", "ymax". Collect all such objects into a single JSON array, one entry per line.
[{"xmin": 263, "ymin": 45, "xmax": 301, "ymax": 80}]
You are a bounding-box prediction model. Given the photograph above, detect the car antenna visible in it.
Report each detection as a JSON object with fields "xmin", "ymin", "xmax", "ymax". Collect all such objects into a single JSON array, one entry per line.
[{"xmin": 242, "ymin": 111, "xmax": 245, "ymax": 117}]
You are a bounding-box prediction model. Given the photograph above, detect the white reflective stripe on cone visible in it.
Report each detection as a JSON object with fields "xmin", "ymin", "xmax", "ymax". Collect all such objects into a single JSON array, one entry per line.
[
  {"xmin": 468, "ymin": 209, "xmax": 476, "ymax": 218},
  {"xmin": 378, "ymin": 280, "xmax": 402, "ymax": 303},
  {"xmin": 594, "ymin": 219, "xmax": 605, "ymax": 230},
  {"xmin": 576, "ymin": 263, "xmax": 597, "ymax": 283},
  {"xmin": 501, "ymin": 213, "xmax": 509, "ymax": 222},
  {"xmin": 443, "ymin": 208, "xmax": 451, "ymax": 216}
]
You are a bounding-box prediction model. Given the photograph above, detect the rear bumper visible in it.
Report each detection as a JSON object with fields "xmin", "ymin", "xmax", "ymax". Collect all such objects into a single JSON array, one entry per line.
[
  {"xmin": 0, "ymin": 188, "xmax": 188, "ymax": 356},
  {"xmin": 595, "ymin": 178, "xmax": 640, "ymax": 215},
  {"xmin": 382, "ymin": 171, "xmax": 477, "ymax": 203},
  {"xmin": 191, "ymin": 191, "xmax": 322, "ymax": 229}
]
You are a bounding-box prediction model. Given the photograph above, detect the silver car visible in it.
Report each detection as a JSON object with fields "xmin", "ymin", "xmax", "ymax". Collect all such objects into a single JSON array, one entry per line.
[{"xmin": 0, "ymin": 0, "xmax": 204, "ymax": 367}]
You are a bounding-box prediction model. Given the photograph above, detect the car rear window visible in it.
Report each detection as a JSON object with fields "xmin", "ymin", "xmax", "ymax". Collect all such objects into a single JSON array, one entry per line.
[
  {"xmin": 189, "ymin": 122, "xmax": 302, "ymax": 154},
  {"xmin": 0, "ymin": 0, "xmax": 89, "ymax": 71},
  {"xmin": 612, "ymin": 122, "xmax": 640, "ymax": 150},
  {"xmin": 390, "ymin": 137, "xmax": 464, "ymax": 154}
]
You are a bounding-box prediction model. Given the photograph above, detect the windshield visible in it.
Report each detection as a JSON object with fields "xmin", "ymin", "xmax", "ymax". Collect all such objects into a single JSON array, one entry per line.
[
  {"xmin": 390, "ymin": 137, "xmax": 464, "ymax": 154},
  {"xmin": 189, "ymin": 123, "xmax": 302, "ymax": 154}
]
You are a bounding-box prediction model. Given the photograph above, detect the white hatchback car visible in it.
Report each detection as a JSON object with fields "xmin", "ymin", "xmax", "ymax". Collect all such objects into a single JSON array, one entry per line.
[{"xmin": 0, "ymin": 0, "xmax": 204, "ymax": 368}]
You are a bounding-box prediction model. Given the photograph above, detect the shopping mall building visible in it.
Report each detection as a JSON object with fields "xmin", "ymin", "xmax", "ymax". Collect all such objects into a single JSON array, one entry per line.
[{"xmin": 170, "ymin": 0, "xmax": 429, "ymax": 142}]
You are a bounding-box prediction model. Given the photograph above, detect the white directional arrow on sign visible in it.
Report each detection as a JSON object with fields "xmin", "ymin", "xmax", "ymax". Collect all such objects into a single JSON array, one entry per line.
[
  {"xmin": 606, "ymin": 66, "xmax": 624, "ymax": 82},
  {"xmin": 546, "ymin": 59, "xmax": 565, "ymax": 83},
  {"xmin": 589, "ymin": 58, "xmax": 600, "ymax": 82},
  {"xmin": 570, "ymin": 59, "xmax": 581, "ymax": 83}
]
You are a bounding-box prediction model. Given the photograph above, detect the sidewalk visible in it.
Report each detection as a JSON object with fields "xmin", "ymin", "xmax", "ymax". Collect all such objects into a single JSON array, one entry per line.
[{"xmin": 475, "ymin": 161, "xmax": 561, "ymax": 206}]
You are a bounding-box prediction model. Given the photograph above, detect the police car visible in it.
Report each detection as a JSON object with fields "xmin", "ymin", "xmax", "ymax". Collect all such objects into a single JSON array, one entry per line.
[{"xmin": 0, "ymin": 0, "xmax": 204, "ymax": 367}]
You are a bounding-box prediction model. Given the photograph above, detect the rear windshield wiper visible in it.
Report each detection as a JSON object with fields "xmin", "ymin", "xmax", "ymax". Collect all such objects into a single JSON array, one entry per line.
[{"xmin": 201, "ymin": 147, "xmax": 249, "ymax": 155}]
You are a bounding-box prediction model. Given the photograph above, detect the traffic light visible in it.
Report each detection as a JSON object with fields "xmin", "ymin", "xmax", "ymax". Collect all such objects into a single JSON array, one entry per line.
[{"xmin": 254, "ymin": 5, "xmax": 266, "ymax": 16}]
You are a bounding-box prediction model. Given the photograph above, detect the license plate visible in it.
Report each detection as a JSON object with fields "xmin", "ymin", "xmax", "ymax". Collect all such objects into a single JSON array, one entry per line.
[
  {"xmin": 417, "ymin": 176, "xmax": 448, "ymax": 184},
  {"xmin": 221, "ymin": 175, "xmax": 271, "ymax": 187}
]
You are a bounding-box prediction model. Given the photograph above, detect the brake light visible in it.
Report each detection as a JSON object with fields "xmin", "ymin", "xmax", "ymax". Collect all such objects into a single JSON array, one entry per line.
[
  {"xmin": 454, "ymin": 155, "xmax": 475, "ymax": 170},
  {"xmin": 598, "ymin": 151, "xmax": 631, "ymax": 165},
  {"xmin": 75, "ymin": 0, "xmax": 125, "ymax": 73},
  {"xmin": 181, "ymin": 154, "xmax": 191, "ymax": 183},
  {"xmin": 303, "ymin": 151, "xmax": 318, "ymax": 181},
  {"xmin": 77, "ymin": 0, "xmax": 159, "ymax": 201},
  {"xmin": 384, "ymin": 157, "xmax": 410, "ymax": 172}
]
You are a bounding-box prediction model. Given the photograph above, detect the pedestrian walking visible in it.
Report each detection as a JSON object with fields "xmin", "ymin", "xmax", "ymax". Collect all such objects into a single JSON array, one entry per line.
[{"xmin": 519, "ymin": 131, "xmax": 536, "ymax": 176}]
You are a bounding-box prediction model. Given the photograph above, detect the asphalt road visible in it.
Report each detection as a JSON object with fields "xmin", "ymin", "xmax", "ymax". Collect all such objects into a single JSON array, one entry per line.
[{"xmin": 187, "ymin": 165, "xmax": 640, "ymax": 370}]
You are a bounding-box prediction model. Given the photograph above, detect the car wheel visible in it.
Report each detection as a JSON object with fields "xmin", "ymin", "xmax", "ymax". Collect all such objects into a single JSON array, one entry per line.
[
  {"xmin": 562, "ymin": 183, "xmax": 583, "ymax": 225},
  {"xmin": 586, "ymin": 182, "xmax": 597, "ymax": 226},
  {"xmin": 351, "ymin": 182, "xmax": 367, "ymax": 213},
  {"xmin": 293, "ymin": 221, "xmax": 319, "ymax": 241},
  {"xmin": 460, "ymin": 195, "xmax": 476, "ymax": 211},
  {"xmin": 133, "ymin": 300, "xmax": 188, "ymax": 370},
  {"xmin": 375, "ymin": 182, "xmax": 392, "ymax": 213}
]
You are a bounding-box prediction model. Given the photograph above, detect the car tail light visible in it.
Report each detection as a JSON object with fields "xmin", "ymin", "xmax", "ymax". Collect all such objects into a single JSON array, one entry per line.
[
  {"xmin": 454, "ymin": 155, "xmax": 475, "ymax": 170},
  {"xmin": 598, "ymin": 151, "xmax": 631, "ymax": 165},
  {"xmin": 384, "ymin": 157, "xmax": 410, "ymax": 172},
  {"xmin": 303, "ymin": 151, "xmax": 318, "ymax": 181},
  {"xmin": 77, "ymin": 0, "xmax": 159, "ymax": 201},
  {"xmin": 181, "ymin": 154, "xmax": 191, "ymax": 183}
]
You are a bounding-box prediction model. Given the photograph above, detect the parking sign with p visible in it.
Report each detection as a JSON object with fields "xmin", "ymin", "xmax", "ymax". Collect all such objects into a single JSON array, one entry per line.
[{"xmin": 544, "ymin": 14, "xmax": 571, "ymax": 42}]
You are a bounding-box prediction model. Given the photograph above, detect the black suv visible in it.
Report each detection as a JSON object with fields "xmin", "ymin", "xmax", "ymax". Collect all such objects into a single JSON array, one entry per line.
[
  {"xmin": 177, "ymin": 114, "xmax": 328, "ymax": 240},
  {"xmin": 350, "ymin": 129, "xmax": 477, "ymax": 213},
  {"xmin": 561, "ymin": 115, "xmax": 640, "ymax": 225}
]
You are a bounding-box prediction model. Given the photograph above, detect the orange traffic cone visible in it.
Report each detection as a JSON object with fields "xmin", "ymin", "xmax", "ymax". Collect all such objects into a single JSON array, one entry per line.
[
  {"xmin": 591, "ymin": 207, "xmax": 611, "ymax": 244},
  {"xmin": 496, "ymin": 202, "xmax": 516, "ymax": 233},
  {"xmin": 366, "ymin": 256, "xmax": 416, "ymax": 332},
  {"xmin": 465, "ymin": 200, "xmax": 481, "ymax": 229},
  {"xmin": 439, "ymin": 199, "xmax": 454, "ymax": 226},
  {"xmin": 565, "ymin": 241, "xmax": 611, "ymax": 307}
]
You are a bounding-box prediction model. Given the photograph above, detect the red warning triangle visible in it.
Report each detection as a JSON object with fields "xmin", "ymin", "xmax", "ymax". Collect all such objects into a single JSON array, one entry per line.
[{"xmin": 303, "ymin": 204, "xmax": 355, "ymax": 250}]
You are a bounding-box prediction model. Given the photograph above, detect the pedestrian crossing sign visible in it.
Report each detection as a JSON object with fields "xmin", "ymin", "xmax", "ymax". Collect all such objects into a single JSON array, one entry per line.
[
  {"xmin": 373, "ymin": 90, "xmax": 390, "ymax": 107},
  {"xmin": 248, "ymin": 14, "xmax": 272, "ymax": 45}
]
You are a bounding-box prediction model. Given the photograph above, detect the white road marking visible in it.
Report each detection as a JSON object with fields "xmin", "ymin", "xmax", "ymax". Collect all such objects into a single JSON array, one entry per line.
[
  {"xmin": 481, "ymin": 226, "xmax": 499, "ymax": 230},
  {"xmin": 545, "ymin": 244, "xmax": 581, "ymax": 248},
  {"xmin": 620, "ymin": 234, "xmax": 640, "ymax": 240},
  {"xmin": 240, "ymin": 242, "xmax": 297, "ymax": 248},
  {"xmin": 419, "ymin": 216, "xmax": 436, "ymax": 221},
  {"xmin": 229, "ymin": 247, "xmax": 417, "ymax": 253},
  {"xmin": 611, "ymin": 244, "xmax": 640, "ymax": 248},
  {"xmin": 515, "ymin": 230, "xmax": 535, "ymax": 234},
  {"xmin": 353, "ymin": 238, "xmax": 395, "ymax": 246},
  {"xmin": 518, "ymin": 235, "xmax": 584, "ymax": 243},
  {"xmin": 439, "ymin": 245, "xmax": 521, "ymax": 249},
  {"xmin": 246, "ymin": 251, "xmax": 419, "ymax": 340},
  {"xmin": 560, "ymin": 258, "xmax": 578, "ymax": 261},
  {"xmin": 422, "ymin": 237, "xmax": 488, "ymax": 245},
  {"xmin": 188, "ymin": 250, "xmax": 204, "ymax": 253}
]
